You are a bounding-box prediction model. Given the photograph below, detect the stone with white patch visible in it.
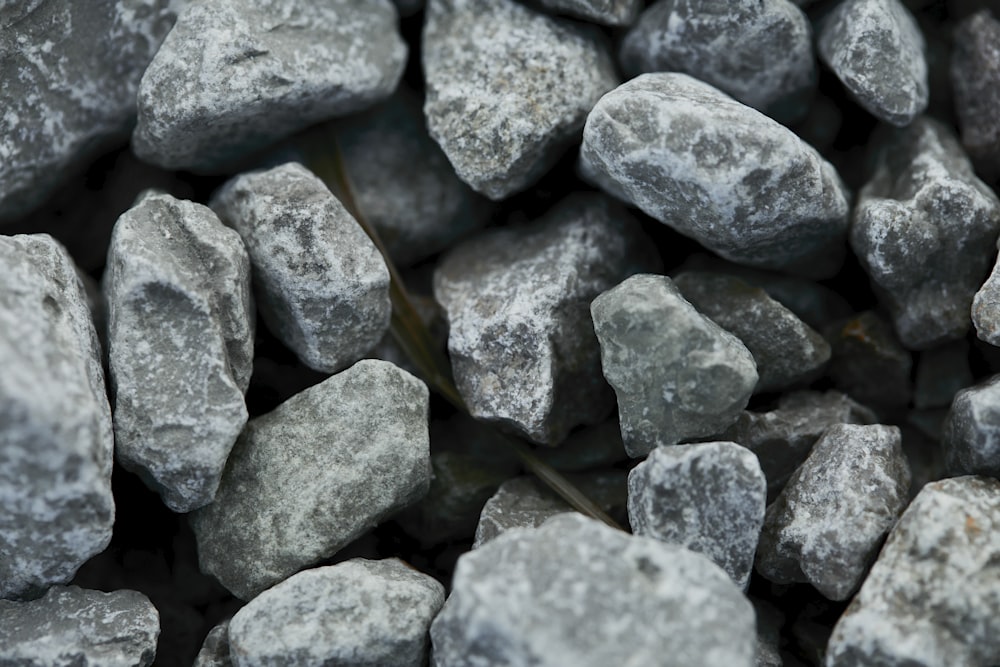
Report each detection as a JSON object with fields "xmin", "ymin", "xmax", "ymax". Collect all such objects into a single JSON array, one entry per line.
[{"xmin": 942, "ymin": 374, "xmax": 1000, "ymax": 478}]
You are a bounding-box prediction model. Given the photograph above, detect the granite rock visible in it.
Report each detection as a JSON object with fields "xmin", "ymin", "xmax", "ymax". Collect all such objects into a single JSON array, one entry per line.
[
  {"xmin": 950, "ymin": 10, "xmax": 1000, "ymax": 176},
  {"xmin": 193, "ymin": 621, "xmax": 232, "ymax": 667},
  {"xmin": 530, "ymin": 0, "xmax": 642, "ymax": 26},
  {"xmin": 825, "ymin": 312, "xmax": 913, "ymax": 408},
  {"xmin": 942, "ymin": 374, "xmax": 1000, "ymax": 478}
]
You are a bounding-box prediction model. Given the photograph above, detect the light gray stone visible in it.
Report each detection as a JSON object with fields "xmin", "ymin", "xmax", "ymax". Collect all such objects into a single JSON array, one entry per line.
[
  {"xmin": 228, "ymin": 559, "xmax": 445, "ymax": 667},
  {"xmin": 756, "ymin": 424, "xmax": 911, "ymax": 600},
  {"xmin": 0, "ymin": 234, "xmax": 114, "ymax": 600},
  {"xmin": 193, "ymin": 621, "xmax": 232, "ymax": 667},
  {"xmin": 530, "ymin": 0, "xmax": 642, "ymax": 26},
  {"xmin": 591, "ymin": 274, "xmax": 758, "ymax": 458},
  {"xmin": 434, "ymin": 193, "xmax": 659, "ymax": 445},
  {"xmin": 423, "ymin": 0, "xmax": 619, "ymax": 199},
  {"xmin": 213, "ymin": 162, "xmax": 391, "ymax": 374},
  {"xmin": 951, "ymin": 10, "xmax": 1000, "ymax": 177},
  {"xmin": 191, "ymin": 359, "xmax": 431, "ymax": 600},
  {"xmin": 942, "ymin": 374, "xmax": 1000, "ymax": 478},
  {"xmin": 133, "ymin": 0, "xmax": 406, "ymax": 170},
  {"xmin": 432, "ymin": 513, "xmax": 756, "ymax": 667},
  {"xmin": 580, "ymin": 73, "xmax": 850, "ymax": 276}
]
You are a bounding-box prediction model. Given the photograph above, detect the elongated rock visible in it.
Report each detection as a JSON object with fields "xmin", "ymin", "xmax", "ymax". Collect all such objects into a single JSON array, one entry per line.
[
  {"xmin": 942, "ymin": 374, "xmax": 1000, "ymax": 478},
  {"xmin": 532, "ymin": 0, "xmax": 641, "ymax": 25},
  {"xmin": 951, "ymin": 10, "xmax": 1000, "ymax": 177}
]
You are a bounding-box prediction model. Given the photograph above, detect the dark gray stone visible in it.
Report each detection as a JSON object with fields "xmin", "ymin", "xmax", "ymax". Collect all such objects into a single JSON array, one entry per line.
[
  {"xmin": 530, "ymin": 0, "xmax": 642, "ymax": 25},
  {"xmin": 942, "ymin": 374, "xmax": 1000, "ymax": 478},
  {"xmin": 824, "ymin": 312, "xmax": 913, "ymax": 408},
  {"xmin": 752, "ymin": 599, "xmax": 785, "ymax": 667},
  {"xmin": 914, "ymin": 341, "xmax": 972, "ymax": 409},
  {"xmin": 534, "ymin": 419, "xmax": 628, "ymax": 472},
  {"xmin": 950, "ymin": 10, "xmax": 1000, "ymax": 177},
  {"xmin": 973, "ymin": 236, "xmax": 1000, "ymax": 347},
  {"xmin": 193, "ymin": 621, "xmax": 232, "ymax": 667}
]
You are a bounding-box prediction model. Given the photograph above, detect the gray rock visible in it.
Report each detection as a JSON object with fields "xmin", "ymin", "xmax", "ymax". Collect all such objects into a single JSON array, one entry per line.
[
  {"xmin": 627, "ymin": 442, "xmax": 766, "ymax": 589},
  {"xmin": 825, "ymin": 312, "xmax": 913, "ymax": 408},
  {"xmin": 228, "ymin": 559, "xmax": 445, "ymax": 667},
  {"xmin": 674, "ymin": 271, "xmax": 830, "ymax": 393},
  {"xmin": 0, "ymin": 586, "xmax": 159, "ymax": 666},
  {"xmin": 752, "ymin": 599, "xmax": 786, "ymax": 667},
  {"xmin": 133, "ymin": 0, "xmax": 406, "ymax": 171},
  {"xmin": 942, "ymin": 374, "xmax": 1000, "ymax": 478},
  {"xmin": 591, "ymin": 274, "xmax": 758, "ymax": 458},
  {"xmin": 423, "ymin": 0, "xmax": 619, "ymax": 199},
  {"xmin": 213, "ymin": 162, "xmax": 391, "ymax": 374},
  {"xmin": 433, "ymin": 513, "xmax": 756, "ymax": 667},
  {"xmin": 193, "ymin": 621, "xmax": 232, "ymax": 667},
  {"xmin": 825, "ymin": 476, "xmax": 1000, "ymax": 667},
  {"xmin": 851, "ymin": 118, "xmax": 1000, "ymax": 349},
  {"xmin": 0, "ymin": 1, "xmax": 176, "ymax": 221},
  {"xmin": 914, "ymin": 341, "xmax": 972, "ymax": 409},
  {"xmin": 756, "ymin": 424, "xmax": 911, "ymax": 600},
  {"xmin": 817, "ymin": 0, "xmax": 928, "ymax": 126},
  {"xmin": 0, "ymin": 235, "xmax": 114, "ymax": 600},
  {"xmin": 620, "ymin": 0, "xmax": 815, "ymax": 122},
  {"xmin": 580, "ymin": 73, "xmax": 850, "ymax": 276},
  {"xmin": 530, "ymin": 0, "xmax": 642, "ymax": 26},
  {"xmin": 434, "ymin": 193, "xmax": 659, "ymax": 445},
  {"xmin": 394, "ymin": 0, "xmax": 425, "ymax": 16},
  {"xmin": 951, "ymin": 10, "xmax": 1000, "ymax": 177},
  {"xmin": 191, "ymin": 359, "xmax": 431, "ymax": 600},
  {"xmin": 972, "ymin": 238, "xmax": 1000, "ymax": 347},
  {"xmin": 104, "ymin": 194, "xmax": 253, "ymax": 513}
]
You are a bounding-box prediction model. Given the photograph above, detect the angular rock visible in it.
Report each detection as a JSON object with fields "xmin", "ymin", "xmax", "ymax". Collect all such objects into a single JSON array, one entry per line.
[
  {"xmin": 628, "ymin": 442, "xmax": 766, "ymax": 589},
  {"xmin": 581, "ymin": 73, "xmax": 850, "ymax": 276},
  {"xmin": 851, "ymin": 118, "xmax": 1000, "ymax": 349},
  {"xmin": 825, "ymin": 476, "xmax": 1000, "ymax": 667},
  {"xmin": 433, "ymin": 513, "xmax": 756, "ymax": 667},
  {"xmin": 104, "ymin": 194, "xmax": 253, "ymax": 513},
  {"xmin": 973, "ymin": 238, "xmax": 1000, "ymax": 347},
  {"xmin": 825, "ymin": 312, "xmax": 912, "ymax": 408},
  {"xmin": 423, "ymin": 0, "xmax": 619, "ymax": 199},
  {"xmin": 191, "ymin": 360, "xmax": 431, "ymax": 600},
  {"xmin": 817, "ymin": 0, "xmax": 928, "ymax": 126},
  {"xmin": 0, "ymin": 235, "xmax": 114, "ymax": 600},
  {"xmin": 756, "ymin": 424, "xmax": 911, "ymax": 600},
  {"xmin": 0, "ymin": 586, "xmax": 159, "ymax": 666},
  {"xmin": 674, "ymin": 271, "xmax": 830, "ymax": 392},
  {"xmin": 434, "ymin": 193, "xmax": 659, "ymax": 445},
  {"xmin": 530, "ymin": 0, "xmax": 642, "ymax": 26},
  {"xmin": 914, "ymin": 341, "xmax": 972, "ymax": 409},
  {"xmin": 228, "ymin": 559, "xmax": 444, "ymax": 667},
  {"xmin": 591, "ymin": 274, "xmax": 758, "ymax": 458},
  {"xmin": 133, "ymin": 0, "xmax": 406, "ymax": 170},
  {"xmin": 950, "ymin": 10, "xmax": 1000, "ymax": 176},
  {"xmin": 213, "ymin": 162, "xmax": 391, "ymax": 373},
  {"xmin": 193, "ymin": 621, "xmax": 232, "ymax": 667},
  {"xmin": 942, "ymin": 374, "xmax": 1000, "ymax": 478}
]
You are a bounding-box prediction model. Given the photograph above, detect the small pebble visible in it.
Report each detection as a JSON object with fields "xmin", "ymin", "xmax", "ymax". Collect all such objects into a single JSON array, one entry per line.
[{"xmin": 942, "ymin": 374, "xmax": 1000, "ymax": 478}]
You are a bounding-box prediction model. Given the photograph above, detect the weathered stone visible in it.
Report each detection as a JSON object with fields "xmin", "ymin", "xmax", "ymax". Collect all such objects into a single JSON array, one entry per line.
[
  {"xmin": 133, "ymin": 0, "xmax": 406, "ymax": 170},
  {"xmin": 756, "ymin": 424, "xmax": 911, "ymax": 600},
  {"xmin": 530, "ymin": 0, "xmax": 642, "ymax": 26},
  {"xmin": 0, "ymin": 586, "xmax": 159, "ymax": 666},
  {"xmin": 628, "ymin": 442, "xmax": 766, "ymax": 589},
  {"xmin": 193, "ymin": 621, "xmax": 232, "ymax": 667},
  {"xmin": 825, "ymin": 312, "xmax": 913, "ymax": 408},
  {"xmin": 104, "ymin": 194, "xmax": 253, "ymax": 513},
  {"xmin": 434, "ymin": 193, "xmax": 659, "ymax": 445},
  {"xmin": 591, "ymin": 274, "xmax": 758, "ymax": 458},
  {"xmin": 825, "ymin": 476, "xmax": 1000, "ymax": 667},
  {"xmin": 228, "ymin": 560, "xmax": 444, "ymax": 667},
  {"xmin": 191, "ymin": 360, "xmax": 431, "ymax": 600},
  {"xmin": 942, "ymin": 374, "xmax": 1000, "ymax": 478},
  {"xmin": 423, "ymin": 0, "xmax": 618, "ymax": 199},
  {"xmin": 914, "ymin": 341, "xmax": 972, "ymax": 409},
  {"xmin": 213, "ymin": 162, "xmax": 391, "ymax": 374},
  {"xmin": 580, "ymin": 73, "xmax": 850, "ymax": 276},
  {"xmin": 950, "ymin": 10, "xmax": 1000, "ymax": 177},
  {"xmin": 0, "ymin": 235, "xmax": 114, "ymax": 600},
  {"xmin": 433, "ymin": 513, "xmax": 756, "ymax": 667}
]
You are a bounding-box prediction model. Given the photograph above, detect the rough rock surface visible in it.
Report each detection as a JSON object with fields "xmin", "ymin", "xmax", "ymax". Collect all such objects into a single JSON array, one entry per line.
[
  {"xmin": 951, "ymin": 10, "xmax": 1000, "ymax": 176},
  {"xmin": 434, "ymin": 194, "xmax": 659, "ymax": 445},
  {"xmin": 133, "ymin": 0, "xmax": 406, "ymax": 170},
  {"xmin": 628, "ymin": 442, "xmax": 766, "ymax": 589},
  {"xmin": 817, "ymin": 0, "xmax": 928, "ymax": 126},
  {"xmin": 213, "ymin": 162, "xmax": 391, "ymax": 374},
  {"xmin": 532, "ymin": 0, "xmax": 641, "ymax": 25},
  {"xmin": 191, "ymin": 360, "xmax": 431, "ymax": 600},
  {"xmin": 104, "ymin": 194, "xmax": 253, "ymax": 513},
  {"xmin": 423, "ymin": 0, "xmax": 619, "ymax": 199},
  {"xmin": 580, "ymin": 73, "xmax": 850, "ymax": 276},
  {"xmin": 851, "ymin": 118, "xmax": 1000, "ymax": 349},
  {"xmin": 825, "ymin": 312, "xmax": 913, "ymax": 408},
  {"xmin": 193, "ymin": 621, "xmax": 232, "ymax": 667},
  {"xmin": 228, "ymin": 560, "xmax": 444, "ymax": 667},
  {"xmin": 825, "ymin": 476, "xmax": 1000, "ymax": 667},
  {"xmin": 591, "ymin": 274, "xmax": 758, "ymax": 458},
  {"xmin": 0, "ymin": 234, "xmax": 114, "ymax": 600},
  {"xmin": 973, "ymin": 236, "xmax": 1000, "ymax": 347},
  {"xmin": 942, "ymin": 374, "xmax": 1000, "ymax": 478},
  {"xmin": 756, "ymin": 424, "xmax": 911, "ymax": 600},
  {"xmin": 0, "ymin": 586, "xmax": 160, "ymax": 666}
]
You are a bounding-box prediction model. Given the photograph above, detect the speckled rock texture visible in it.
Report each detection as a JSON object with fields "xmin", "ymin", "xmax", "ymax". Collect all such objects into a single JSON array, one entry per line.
[
  {"xmin": 212, "ymin": 162, "xmax": 391, "ymax": 374},
  {"xmin": 104, "ymin": 193, "xmax": 253, "ymax": 513},
  {"xmin": 851, "ymin": 118, "xmax": 1000, "ymax": 350},
  {"xmin": 133, "ymin": 0, "xmax": 406, "ymax": 171},
  {"xmin": 0, "ymin": 234, "xmax": 114, "ymax": 600},
  {"xmin": 228, "ymin": 560, "xmax": 445, "ymax": 667},
  {"xmin": 591, "ymin": 274, "xmax": 758, "ymax": 458},
  {"xmin": 0, "ymin": 586, "xmax": 160, "ymax": 666},
  {"xmin": 674, "ymin": 271, "xmax": 830, "ymax": 392},
  {"xmin": 434, "ymin": 514, "xmax": 755, "ymax": 667},
  {"xmin": 825, "ymin": 476, "xmax": 1000, "ymax": 667},
  {"xmin": 193, "ymin": 621, "xmax": 232, "ymax": 667},
  {"xmin": 0, "ymin": 0, "xmax": 176, "ymax": 221},
  {"xmin": 434, "ymin": 194, "xmax": 659, "ymax": 445},
  {"xmin": 620, "ymin": 0, "xmax": 815, "ymax": 122},
  {"xmin": 951, "ymin": 10, "xmax": 1000, "ymax": 177},
  {"xmin": 756, "ymin": 424, "xmax": 911, "ymax": 600},
  {"xmin": 825, "ymin": 312, "xmax": 913, "ymax": 408},
  {"xmin": 530, "ymin": 0, "xmax": 642, "ymax": 26},
  {"xmin": 191, "ymin": 360, "xmax": 431, "ymax": 600},
  {"xmin": 423, "ymin": 0, "xmax": 619, "ymax": 199},
  {"xmin": 580, "ymin": 73, "xmax": 850, "ymax": 276},
  {"xmin": 628, "ymin": 442, "xmax": 766, "ymax": 590},
  {"xmin": 942, "ymin": 374, "xmax": 1000, "ymax": 478},
  {"xmin": 973, "ymin": 236, "xmax": 1000, "ymax": 347},
  {"xmin": 817, "ymin": 0, "xmax": 928, "ymax": 126}
]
